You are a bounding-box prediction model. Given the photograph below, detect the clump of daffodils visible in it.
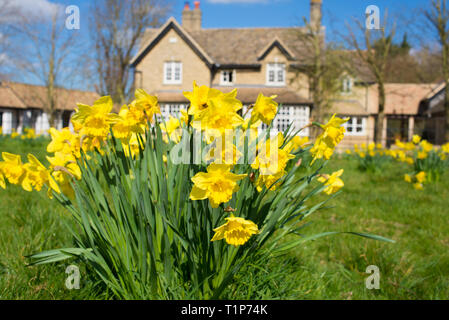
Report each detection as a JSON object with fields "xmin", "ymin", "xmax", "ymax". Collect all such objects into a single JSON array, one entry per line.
[
  {"xmin": 1, "ymin": 82, "xmax": 364, "ymax": 299},
  {"xmin": 346, "ymin": 142, "xmax": 391, "ymax": 172},
  {"xmin": 404, "ymin": 171, "xmax": 427, "ymax": 190},
  {"xmin": 393, "ymin": 135, "xmax": 449, "ymax": 186},
  {"xmin": 0, "ymin": 127, "xmax": 42, "ymax": 140}
]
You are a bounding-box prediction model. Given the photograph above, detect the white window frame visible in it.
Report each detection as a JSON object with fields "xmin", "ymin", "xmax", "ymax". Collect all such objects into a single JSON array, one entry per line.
[
  {"xmin": 266, "ymin": 63, "xmax": 286, "ymax": 86},
  {"xmin": 159, "ymin": 103, "xmax": 187, "ymax": 122},
  {"xmin": 343, "ymin": 116, "xmax": 366, "ymax": 136},
  {"xmin": 163, "ymin": 61, "xmax": 182, "ymax": 85},
  {"xmin": 244, "ymin": 105, "xmax": 309, "ymax": 137},
  {"xmin": 341, "ymin": 76, "xmax": 353, "ymax": 94},
  {"xmin": 220, "ymin": 70, "xmax": 235, "ymax": 86}
]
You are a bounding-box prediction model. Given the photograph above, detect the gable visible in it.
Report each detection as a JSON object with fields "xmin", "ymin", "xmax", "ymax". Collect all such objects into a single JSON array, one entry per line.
[
  {"xmin": 130, "ymin": 18, "xmax": 214, "ymax": 68},
  {"xmin": 257, "ymin": 38, "xmax": 295, "ymax": 61}
]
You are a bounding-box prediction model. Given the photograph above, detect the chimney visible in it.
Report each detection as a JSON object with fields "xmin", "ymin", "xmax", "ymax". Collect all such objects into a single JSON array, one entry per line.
[
  {"xmin": 310, "ymin": 0, "xmax": 322, "ymax": 32},
  {"xmin": 183, "ymin": 1, "xmax": 202, "ymax": 31},
  {"xmin": 182, "ymin": 2, "xmax": 194, "ymax": 30}
]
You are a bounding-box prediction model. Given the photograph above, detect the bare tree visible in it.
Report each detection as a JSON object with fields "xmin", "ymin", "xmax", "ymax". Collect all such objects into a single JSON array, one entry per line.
[
  {"xmin": 424, "ymin": 0, "xmax": 449, "ymax": 141},
  {"xmin": 345, "ymin": 13, "xmax": 396, "ymax": 144},
  {"xmin": 291, "ymin": 18, "xmax": 347, "ymax": 137},
  {"xmin": 88, "ymin": 0, "xmax": 172, "ymax": 106},
  {"xmin": 7, "ymin": 3, "xmax": 85, "ymax": 127}
]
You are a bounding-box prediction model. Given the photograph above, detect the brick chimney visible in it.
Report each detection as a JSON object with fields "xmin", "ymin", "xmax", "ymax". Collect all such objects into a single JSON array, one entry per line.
[
  {"xmin": 310, "ymin": 0, "xmax": 322, "ymax": 32},
  {"xmin": 182, "ymin": 1, "xmax": 202, "ymax": 31},
  {"xmin": 182, "ymin": 2, "xmax": 193, "ymax": 30}
]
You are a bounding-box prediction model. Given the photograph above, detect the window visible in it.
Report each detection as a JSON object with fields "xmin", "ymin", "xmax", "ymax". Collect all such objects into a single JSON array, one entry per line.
[
  {"xmin": 242, "ymin": 105, "xmax": 309, "ymax": 136},
  {"xmin": 164, "ymin": 61, "xmax": 182, "ymax": 84},
  {"xmin": 220, "ymin": 70, "xmax": 235, "ymax": 86},
  {"xmin": 344, "ymin": 116, "xmax": 366, "ymax": 135},
  {"xmin": 159, "ymin": 103, "xmax": 187, "ymax": 122},
  {"xmin": 341, "ymin": 77, "xmax": 353, "ymax": 94},
  {"xmin": 266, "ymin": 63, "xmax": 285, "ymax": 86}
]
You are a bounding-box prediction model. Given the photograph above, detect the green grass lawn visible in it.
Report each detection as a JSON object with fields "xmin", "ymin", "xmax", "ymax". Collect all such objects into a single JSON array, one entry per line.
[{"xmin": 1, "ymin": 138, "xmax": 448, "ymax": 299}]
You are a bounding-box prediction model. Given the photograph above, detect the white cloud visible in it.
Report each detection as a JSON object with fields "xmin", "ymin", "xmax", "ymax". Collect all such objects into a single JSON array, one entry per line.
[{"xmin": 0, "ymin": 0, "xmax": 62, "ymax": 22}]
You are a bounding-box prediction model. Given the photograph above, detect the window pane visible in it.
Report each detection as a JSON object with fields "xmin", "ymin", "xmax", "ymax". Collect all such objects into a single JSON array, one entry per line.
[
  {"xmin": 277, "ymin": 70, "xmax": 284, "ymax": 82},
  {"xmin": 174, "ymin": 64, "xmax": 180, "ymax": 80},
  {"xmin": 166, "ymin": 64, "xmax": 172, "ymax": 80}
]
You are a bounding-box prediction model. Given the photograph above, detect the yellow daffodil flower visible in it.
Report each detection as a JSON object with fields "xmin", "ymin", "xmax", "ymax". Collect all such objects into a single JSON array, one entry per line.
[
  {"xmin": 250, "ymin": 93, "xmax": 278, "ymax": 125},
  {"xmin": 1, "ymin": 152, "xmax": 25, "ymax": 185},
  {"xmin": 317, "ymin": 169, "xmax": 344, "ymax": 195},
  {"xmin": 416, "ymin": 171, "xmax": 426, "ymax": 184},
  {"xmin": 413, "ymin": 183, "xmax": 424, "ymax": 190},
  {"xmin": 310, "ymin": 114, "xmax": 348, "ymax": 163},
  {"xmin": 252, "ymin": 133, "xmax": 295, "ymax": 175},
  {"xmin": 160, "ymin": 116, "xmax": 182, "ymax": 143},
  {"xmin": 442, "ymin": 143, "xmax": 449, "ymax": 154},
  {"xmin": 190, "ymin": 164, "xmax": 246, "ymax": 208},
  {"xmin": 255, "ymin": 169, "xmax": 286, "ymax": 192},
  {"xmin": 284, "ymin": 136, "xmax": 309, "ymax": 153},
  {"xmin": 113, "ymin": 105, "xmax": 145, "ymax": 140},
  {"xmin": 121, "ymin": 133, "xmax": 144, "ymax": 158},
  {"xmin": 191, "ymin": 97, "xmax": 244, "ymax": 138},
  {"xmin": 412, "ymin": 135, "xmax": 421, "ymax": 144},
  {"xmin": 404, "ymin": 174, "xmax": 412, "ymax": 183},
  {"xmin": 183, "ymin": 81, "xmax": 228, "ymax": 117},
  {"xmin": 420, "ymin": 140, "xmax": 433, "ymax": 153},
  {"xmin": 211, "ymin": 214, "xmax": 259, "ymax": 246},
  {"xmin": 47, "ymin": 127, "xmax": 81, "ymax": 158},
  {"xmin": 134, "ymin": 89, "xmax": 161, "ymax": 122},
  {"xmin": 72, "ymin": 96, "xmax": 122, "ymax": 139},
  {"xmin": 22, "ymin": 154, "xmax": 51, "ymax": 192},
  {"xmin": 417, "ymin": 151, "xmax": 428, "ymax": 160}
]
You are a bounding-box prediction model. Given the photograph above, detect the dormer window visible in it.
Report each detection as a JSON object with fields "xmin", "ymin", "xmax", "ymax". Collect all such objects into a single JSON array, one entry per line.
[
  {"xmin": 266, "ymin": 63, "xmax": 285, "ymax": 86},
  {"xmin": 341, "ymin": 76, "xmax": 353, "ymax": 94},
  {"xmin": 164, "ymin": 61, "xmax": 182, "ymax": 84},
  {"xmin": 220, "ymin": 70, "xmax": 235, "ymax": 86}
]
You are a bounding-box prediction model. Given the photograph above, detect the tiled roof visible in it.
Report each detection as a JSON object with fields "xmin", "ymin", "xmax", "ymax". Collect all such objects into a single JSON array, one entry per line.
[
  {"xmin": 329, "ymin": 100, "xmax": 370, "ymax": 116},
  {"xmin": 188, "ymin": 27, "xmax": 308, "ymax": 66},
  {"xmin": 135, "ymin": 18, "xmax": 309, "ymax": 67},
  {"xmin": 384, "ymin": 83, "xmax": 436, "ymax": 115},
  {"xmin": 0, "ymin": 82, "xmax": 99, "ymax": 110},
  {"xmin": 0, "ymin": 86, "xmax": 26, "ymax": 109}
]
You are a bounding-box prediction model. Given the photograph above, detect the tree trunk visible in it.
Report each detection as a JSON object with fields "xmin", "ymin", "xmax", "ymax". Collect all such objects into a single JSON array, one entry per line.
[
  {"xmin": 48, "ymin": 109, "xmax": 58, "ymax": 128},
  {"xmin": 375, "ymin": 84, "xmax": 386, "ymax": 144}
]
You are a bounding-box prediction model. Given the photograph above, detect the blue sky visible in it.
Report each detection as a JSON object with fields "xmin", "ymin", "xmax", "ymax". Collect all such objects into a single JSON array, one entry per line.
[
  {"xmin": 55, "ymin": 0, "xmax": 427, "ymax": 43},
  {"xmin": 4, "ymin": 0, "xmax": 432, "ymax": 89},
  {"xmin": 49, "ymin": 0, "xmax": 426, "ymax": 30},
  {"xmin": 172, "ymin": 0, "xmax": 421, "ymax": 29}
]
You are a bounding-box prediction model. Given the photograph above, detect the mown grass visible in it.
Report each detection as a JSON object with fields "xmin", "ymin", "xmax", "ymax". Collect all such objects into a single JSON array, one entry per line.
[{"xmin": 1, "ymin": 138, "xmax": 448, "ymax": 299}]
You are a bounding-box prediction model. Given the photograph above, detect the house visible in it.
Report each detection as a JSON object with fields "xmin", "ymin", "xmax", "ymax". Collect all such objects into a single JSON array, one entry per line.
[
  {"xmin": 0, "ymin": 81, "xmax": 99, "ymax": 134},
  {"xmin": 331, "ymin": 78, "xmax": 438, "ymax": 148},
  {"xmin": 130, "ymin": 0, "xmax": 327, "ymax": 137},
  {"xmin": 418, "ymin": 82, "xmax": 447, "ymax": 145},
  {"xmin": 383, "ymin": 83, "xmax": 437, "ymax": 146},
  {"xmin": 130, "ymin": 0, "xmax": 444, "ymax": 146}
]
